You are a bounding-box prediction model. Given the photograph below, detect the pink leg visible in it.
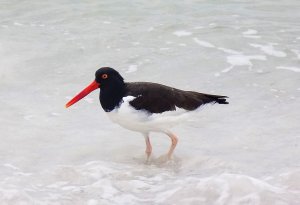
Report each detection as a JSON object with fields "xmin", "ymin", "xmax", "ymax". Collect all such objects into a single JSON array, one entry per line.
[
  {"xmin": 165, "ymin": 131, "xmax": 178, "ymax": 159},
  {"xmin": 144, "ymin": 134, "xmax": 152, "ymax": 160}
]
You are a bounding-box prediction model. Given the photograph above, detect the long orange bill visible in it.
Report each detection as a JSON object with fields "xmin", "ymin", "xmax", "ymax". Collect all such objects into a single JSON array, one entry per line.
[{"xmin": 65, "ymin": 80, "xmax": 99, "ymax": 108}]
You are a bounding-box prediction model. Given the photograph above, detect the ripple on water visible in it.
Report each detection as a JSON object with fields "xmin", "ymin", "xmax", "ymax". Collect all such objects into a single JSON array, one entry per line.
[{"xmin": 0, "ymin": 161, "xmax": 299, "ymax": 204}]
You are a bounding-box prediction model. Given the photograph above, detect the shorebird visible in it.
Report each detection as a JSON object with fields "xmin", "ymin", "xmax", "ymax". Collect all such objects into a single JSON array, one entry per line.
[{"xmin": 66, "ymin": 67, "xmax": 228, "ymax": 160}]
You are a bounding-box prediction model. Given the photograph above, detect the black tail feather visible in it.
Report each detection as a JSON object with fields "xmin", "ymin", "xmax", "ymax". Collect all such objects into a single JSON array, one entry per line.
[
  {"xmin": 177, "ymin": 92, "xmax": 229, "ymax": 111},
  {"xmin": 215, "ymin": 96, "xmax": 229, "ymax": 104},
  {"xmin": 205, "ymin": 94, "xmax": 229, "ymax": 105}
]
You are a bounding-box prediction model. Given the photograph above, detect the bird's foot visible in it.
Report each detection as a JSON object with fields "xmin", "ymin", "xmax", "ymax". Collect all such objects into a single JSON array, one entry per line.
[
  {"xmin": 157, "ymin": 154, "xmax": 173, "ymax": 163},
  {"xmin": 145, "ymin": 152, "xmax": 152, "ymax": 164},
  {"xmin": 155, "ymin": 154, "xmax": 181, "ymax": 169}
]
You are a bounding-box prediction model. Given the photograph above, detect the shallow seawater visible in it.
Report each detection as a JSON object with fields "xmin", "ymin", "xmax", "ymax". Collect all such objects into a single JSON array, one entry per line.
[{"xmin": 0, "ymin": 0, "xmax": 300, "ymax": 204}]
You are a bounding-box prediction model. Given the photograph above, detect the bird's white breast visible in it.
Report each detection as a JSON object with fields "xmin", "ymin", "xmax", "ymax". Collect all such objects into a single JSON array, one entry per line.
[{"xmin": 106, "ymin": 96, "xmax": 191, "ymax": 133}]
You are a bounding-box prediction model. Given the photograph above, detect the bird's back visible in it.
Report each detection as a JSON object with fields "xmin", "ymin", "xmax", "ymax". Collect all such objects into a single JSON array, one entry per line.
[{"xmin": 124, "ymin": 82, "xmax": 228, "ymax": 114}]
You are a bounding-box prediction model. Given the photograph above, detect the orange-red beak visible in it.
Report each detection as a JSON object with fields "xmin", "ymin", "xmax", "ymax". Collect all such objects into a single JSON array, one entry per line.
[{"xmin": 65, "ymin": 80, "xmax": 99, "ymax": 108}]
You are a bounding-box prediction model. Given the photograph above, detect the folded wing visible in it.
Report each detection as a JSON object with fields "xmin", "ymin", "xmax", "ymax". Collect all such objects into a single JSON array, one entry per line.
[{"xmin": 125, "ymin": 82, "xmax": 228, "ymax": 113}]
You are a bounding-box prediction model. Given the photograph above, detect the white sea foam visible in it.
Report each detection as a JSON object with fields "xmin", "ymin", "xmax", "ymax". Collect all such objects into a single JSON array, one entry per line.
[
  {"xmin": 193, "ymin": 26, "xmax": 204, "ymax": 29},
  {"xmin": 277, "ymin": 66, "xmax": 300, "ymax": 72},
  {"xmin": 223, "ymin": 54, "xmax": 266, "ymax": 72},
  {"xmin": 244, "ymin": 35, "xmax": 261, "ymax": 39},
  {"xmin": 193, "ymin": 38, "xmax": 215, "ymax": 48},
  {"xmin": 217, "ymin": 47, "xmax": 242, "ymax": 55},
  {"xmin": 0, "ymin": 161, "xmax": 299, "ymax": 204},
  {"xmin": 13, "ymin": 22, "xmax": 23, "ymax": 26},
  {"xmin": 3, "ymin": 164, "xmax": 20, "ymax": 170},
  {"xmin": 243, "ymin": 29, "xmax": 258, "ymax": 35},
  {"xmin": 126, "ymin": 65, "xmax": 138, "ymax": 73},
  {"xmin": 250, "ymin": 43, "xmax": 287, "ymax": 57},
  {"xmin": 172, "ymin": 30, "xmax": 192, "ymax": 37},
  {"xmin": 209, "ymin": 23, "xmax": 217, "ymax": 27},
  {"xmin": 242, "ymin": 29, "xmax": 261, "ymax": 38}
]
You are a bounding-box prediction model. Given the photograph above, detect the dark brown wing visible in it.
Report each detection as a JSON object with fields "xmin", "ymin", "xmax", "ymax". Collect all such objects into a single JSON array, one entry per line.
[{"xmin": 124, "ymin": 82, "xmax": 228, "ymax": 113}]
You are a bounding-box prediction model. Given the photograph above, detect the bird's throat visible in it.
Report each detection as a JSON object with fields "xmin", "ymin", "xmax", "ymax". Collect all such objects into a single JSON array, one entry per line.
[{"xmin": 100, "ymin": 85, "xmax": 125, "ymax": 112}]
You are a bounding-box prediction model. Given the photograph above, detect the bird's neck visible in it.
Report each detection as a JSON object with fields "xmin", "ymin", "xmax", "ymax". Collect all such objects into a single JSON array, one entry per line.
[{"xmin": 100, "ymin": 82, "xmax": 125, "ymax": 112}]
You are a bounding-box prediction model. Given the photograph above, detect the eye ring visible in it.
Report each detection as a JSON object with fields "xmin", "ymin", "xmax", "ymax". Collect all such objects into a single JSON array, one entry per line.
[{"xmin": 101, "ymin": 74, "xmax": 108, "ymax": 79}]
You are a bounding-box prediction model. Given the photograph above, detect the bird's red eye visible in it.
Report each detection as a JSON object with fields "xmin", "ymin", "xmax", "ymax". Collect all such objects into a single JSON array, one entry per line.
[{"xmin": 102, "ymin": 74, "xmax": 108, "ymax": 79}]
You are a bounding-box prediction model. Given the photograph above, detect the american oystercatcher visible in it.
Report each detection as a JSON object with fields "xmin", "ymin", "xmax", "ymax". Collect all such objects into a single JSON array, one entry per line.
[{"xmin": 66, "ymin": 67, "xmax": 228, "ymax": 160}]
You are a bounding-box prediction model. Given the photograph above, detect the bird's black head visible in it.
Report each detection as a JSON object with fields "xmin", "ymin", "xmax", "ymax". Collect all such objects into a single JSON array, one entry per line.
[
  {"xmin": 95, "ymin": 67, "xmax": 125, "ymax": 111},
  {"xmin": 65, "ymin": 67, "xmax": 125, "ymax": 111},
  {"xmin": 95, "ymin": 67, "xmax": 124, "ymax": 89}
]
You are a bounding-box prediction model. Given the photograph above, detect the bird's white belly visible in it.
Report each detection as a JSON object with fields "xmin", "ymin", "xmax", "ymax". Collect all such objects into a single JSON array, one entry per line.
[{"xmin": 106, "ymin": 96, "xmax": 191, "ymax": 133}]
